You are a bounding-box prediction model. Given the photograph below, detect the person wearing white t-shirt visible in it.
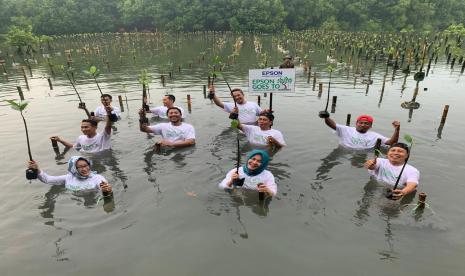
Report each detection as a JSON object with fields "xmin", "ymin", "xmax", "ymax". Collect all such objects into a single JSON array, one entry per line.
[
  {"xmin": 365, "ymin": 142, "xmax": 419, "ymax": 200},
  {"xmin": 139, "ymin": 107, "xmax": 195, "ymax": 148},
  {"xmin": 50, "ymin": 106, "xmax": 112, "ymax": 153},
  {"xmin": 319, "ymin": 112, "xmax": 400, "ymax": 149},
  {"xmin": 28, "ymin": 156, "xmax": 112, "ymax": 194},
  {"xmin": 219, "ymin": 150, "xmax": 277, "ymax": 197},
  {"xmin": 93, "ymin": 94, "xmax": 121, "ymax": 122},
  {"xmin": 238, "ymin": 112, "xmax": 286, "ymax": 153},
  {"xmin": 209, "ymin": 85, "xmax": 269, "ymax": 124},
  {"xmin": 147, "ymin": 94, "xmax": 186, "ymax": 119}
]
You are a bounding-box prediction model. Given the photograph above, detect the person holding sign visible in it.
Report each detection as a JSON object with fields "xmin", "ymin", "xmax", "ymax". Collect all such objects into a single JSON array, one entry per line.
[
  {"xmin": 147, "ymin": 94, "xmax": 186, "ymax": 120},
  {"xmin": 219, "ymin": 150, "xmax": 277, "ymax": 197},
  {"xmin": 319, "ymin": 112, "xmax": 400, "ymax": 150},
  {"xmin": 279, "ymin": 55, "xmax": 294, "ymax": 69},
  {"xmin": 50, "ymin": 106, "xmax": 113, "ymax": 153},
  {"xmin": 364, "ymin": 143, "xmax": 419, "ymax": 199},
  {"xmin": 237, "ymin": 112, "xmax": 286, "ymax": 153},
  {"xmin": 209, "ymin": 85, "xmax": 265, "ymax": 124},
  {"xmin": 139, "ymin": 107, "xmax": 195, "ymax": 148}
]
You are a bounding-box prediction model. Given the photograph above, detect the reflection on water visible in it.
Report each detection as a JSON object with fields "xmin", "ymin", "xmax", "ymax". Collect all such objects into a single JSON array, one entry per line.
[{"xmin": 314, "ymin": 146, "xmax": 368, "ymax": 189}]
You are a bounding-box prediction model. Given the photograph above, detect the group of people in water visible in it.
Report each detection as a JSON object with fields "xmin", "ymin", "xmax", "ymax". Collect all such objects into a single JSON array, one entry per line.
[{"xmin": 27, "ymin": 62, "xmax": 420, "ymax": 204}]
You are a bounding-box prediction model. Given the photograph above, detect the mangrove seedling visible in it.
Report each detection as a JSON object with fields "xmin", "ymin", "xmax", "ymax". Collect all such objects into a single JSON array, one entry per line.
[
  {"xmin": 232, "ymin": 137, "xmax": 245, "ymax": 187},
  {"xmin": 138, "ymin": 69, "xmax": 151, "ymax": 112},
  {"xmin": 6, "ymin": 100, "xmax": 37, "ymax": 180},
  {"xmin": 318, "ymin": 65, "xmax": 334, "ymax": 118},
  {"xmin": 83, "ymin": 65, "xmax": 103, "ymax": 95},
  {"xmin": 65, "ymin": 68, "xmax": 91, "ymax": 118}
]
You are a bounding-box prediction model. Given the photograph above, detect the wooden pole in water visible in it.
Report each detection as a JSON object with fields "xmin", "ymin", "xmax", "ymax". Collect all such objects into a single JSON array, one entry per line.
[
  {"xmin": 417, "ymin": 192, "xmax": 427, "ymax": 209},
  {"xmin": 17, "ymin": 86, "xmax": 25, "ymax": 101},
  {"xmin": 21, "ymin": 67, "xmax": 30, "ymax": 90},
  {"xmin": 118, "ymin": 95, "xmax": 124, "ymax": 112},
  {"xmin": 47, "ymin": 78, "xmax": 53, "ymax": 90},
  {"xmin": 331, "ymin": 96, "xmax": 337, "ymax": 113},
  {"xmin": 307, "ymin": 70, "xmax": 311, "ymax": 83},
  {"xmin": 312, "ymin": 73, "xmax": 317, "ymax": 91},
  {"xmin": 203, "ymin": 85, "xmax": 207, "ymax": 99},
  {"xmin": 187, "ymin": 94, "xmax": 192, "ymax": 113},
  {"xmin": 169, "ymin": 72, "xmax": 172, "ymax": 79},
  {"xmin": 440, "ymin": 105, "xmax": 449, "ymax": 125},
  {"xmin": 346, "ymin": 114, "xmax": 351, "ymax": 126},
  {"xmin": 161, "ymin": 75, "xmax": 166, "ymax": 87},
  {"xmin": 257, "ymin": 95, "xmax": 261, "ymax": 106}
]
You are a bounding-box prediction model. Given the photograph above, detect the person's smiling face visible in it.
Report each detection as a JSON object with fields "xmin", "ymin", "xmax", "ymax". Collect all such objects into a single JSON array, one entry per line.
[
  {"xmin": 247, "ymin": 154, "xmax": 262, "ymax": 170},
  {"xmin": 76, "ymin": 159, "xmax": 90, "ymax": 177},
  {"xmin": 387, "ymin": 146, "xmax": 408, "ymax": 165}
]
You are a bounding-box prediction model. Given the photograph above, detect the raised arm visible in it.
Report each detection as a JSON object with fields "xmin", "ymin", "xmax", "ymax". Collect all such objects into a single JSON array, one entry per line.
[
  {"xmin": 50, "ymin": 136, "xmax": 74, "ymax": 148},
  {"xmin": 138, "ymin": 108, "xmax": 153, "ymax": 133},
  {"xmin": 384, "ymin": 120, "xmax": 400, "ymax": 145},
  {"xmin": 324, "ymin": 117, "xmax": 337, "ymax": 130},
  {"xmin": 104, "ymin": 106, "xmax": 112, "ymax": 135},
  {"xmin": 209, "ymin": 85, "xmax": 225, "ymax": 109},
  {"xmin": 319, "ymin": 111, "xmax": 336, "ymax": 130}
]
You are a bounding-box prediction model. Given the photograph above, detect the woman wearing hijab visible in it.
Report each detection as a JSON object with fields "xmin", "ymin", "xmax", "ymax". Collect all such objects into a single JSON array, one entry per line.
[
  {"xmin": 27, "ymin": 156, "xmax": 112, "ymax": 194},
  {"xmin": 364, "ymin": 142, "xmax": 419, "ymax": 200},
  {"xmin": 219, "ymin": 150, "xmax": 277, "ymax": 197}
]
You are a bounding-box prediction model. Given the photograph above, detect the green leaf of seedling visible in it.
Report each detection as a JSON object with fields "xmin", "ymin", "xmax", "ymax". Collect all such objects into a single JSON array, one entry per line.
[
  {"xmin": 230, "ymin": 119, "xmax": 239, "ymax": 129},
  {"xmin": 89, "ymin": 66, "xmax": 97, "ymax": 74},
  {"xmin": 375, "ymin": 149, "xmax": 384, "ymax": 157},
  {"xmin": 6, "ymin": 100, "xmax": 28, "ymax": 111},
  {"xmin": 327, "ymin": 65, "xmax": 334, "ymax": 72},
  {"xmin": 404, "ymin": 134, "xmax": 413, "ymax": 144}
]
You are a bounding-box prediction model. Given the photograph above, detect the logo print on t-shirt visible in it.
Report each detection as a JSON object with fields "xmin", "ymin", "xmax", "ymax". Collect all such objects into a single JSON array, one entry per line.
[{"xmin": 350, "ymin": 136, "xmax": 370, "ymax": 147}]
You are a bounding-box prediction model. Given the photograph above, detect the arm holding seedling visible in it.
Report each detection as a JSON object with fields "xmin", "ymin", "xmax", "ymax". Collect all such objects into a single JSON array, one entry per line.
[
  {"xmin": 209, "ymin": 85, "xmax": 225, "ymax": 109},
  {"xmin": 364, "ymin": 158, "xmax": 378, "ymax": 170},
  {"xmin": 323, "ymin": 116, "xmax": 337, "ymax": 130},
  {"xmin": 385, "ymin": 120, "xmax": 400, "ymax": 145},
  {"xmin": 50, "ymin": 136, "xmax": 74, "ymax": 148},
  {"xmin": 104, "ymin": 106, "xmax": 112, "ymax": 135},
  {"xmin": 138, "ymin": 109, "xmax": 152, "ymax": 133},
  {"xmin": 391, "ymin": 182, "xmax": 417, "ymax": 200},
  {"xmin": 28, "ymin": 160, "xmax": 67, "ymax": 185},
  {"xmin": 267, "ymin": 136, "xmax": 284, "ymax": 149}
]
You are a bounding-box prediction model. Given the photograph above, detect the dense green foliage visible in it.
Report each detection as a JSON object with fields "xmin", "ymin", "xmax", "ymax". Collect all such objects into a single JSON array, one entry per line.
[{"xmin": 0, "ymin": 0, "xmax": 465, "ymax": 35}]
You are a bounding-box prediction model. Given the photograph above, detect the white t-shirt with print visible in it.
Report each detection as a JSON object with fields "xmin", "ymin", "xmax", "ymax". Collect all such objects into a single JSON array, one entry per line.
[
  {"xmin": 148, "ymin": 123, "xmax": 195, "ymax": 142},
  {"xmin": 74, "ymin": 131, "xmax": 111, "ymax": 153},
  {"xmin": 149, "ymin": 106, "xmax": 186, "ymax": 119},
  {"xmin": 224, "ymin": 101, "xmax": 262, "ymax": 124},
  {"xmin": 38, "ymin": 171, "xmax": 107, "ymax": 192},
  {"xmin": 219, "ymin": 167, "xmax": 277, "ymax": 196},
  {"xmin": 241, "ymin": 124, "xmax": 286, "ymax": 149},
  {"xmin": 368, "ymin": 158, "xmax": 419, "ymax": 188},
  {"xmin": 94, "ymin": 106, "xmax": 121, "ymax": 120},
  {"xmin": 335, "ymin": 124, "xmax": 388, "ymax": 149}
]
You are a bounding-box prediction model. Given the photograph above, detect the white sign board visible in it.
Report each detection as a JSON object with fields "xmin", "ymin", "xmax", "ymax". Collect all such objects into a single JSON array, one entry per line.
[{"xmin": 248, "ymin": 68, "xmax": 295, "ymax": 94}]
